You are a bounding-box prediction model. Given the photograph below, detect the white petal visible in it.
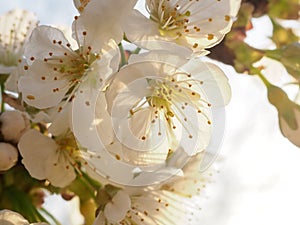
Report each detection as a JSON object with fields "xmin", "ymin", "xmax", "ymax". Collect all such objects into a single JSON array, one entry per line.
[
  {"xmin": 128, "ymin": 50, "xmax": 188, "ymax": 67},
  {"xmin": 72, "ymin": 82, "xmax": 113, "ymax": 152},
  {"xmin": 48, "ymin": 103, "xmax": 71, "ymax": 136},
  {"xmin": 124, "ymin": 0, "xmax": 241, "ymax": 53},
  {"xmin": 24, "ymin": 25, "xmax": 72, "ymax": 61},
  {"xmin": 104, "ymin": 190, "xmax": 131, "ymax": 223},
  {"xmin": 18, "ymin": 64, "xmax": 69, "ymax": 109},
  {"xmin": 44, "ymin": 152, "xmax": 76, "ymax": 188},
  {"xmin": 73, "ymin": 0, "xmax": 137, "ymax": 52},
  {"xmin": 18, "ymin": 129, "xmax": 57, "ymax": 180},
  {"xmin": 181, "ymin": 60, "xmax": 231, "ymax": 106},
  {"xmin": 100, "ymin": 39, "xmax": 120, "ymax": 75},
  {"xmin": 123, "ymin": 10, "xmax": 193, "ymax": 57}
]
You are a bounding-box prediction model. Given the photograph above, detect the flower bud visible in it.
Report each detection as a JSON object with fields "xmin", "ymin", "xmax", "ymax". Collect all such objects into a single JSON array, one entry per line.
[
  {"xmin": 0, "ymin": 142, "xmax": 18, "ymax": 171},
  {"xmin": 0, "ymin": 111, "xmax": 30, "ymax": 143}
]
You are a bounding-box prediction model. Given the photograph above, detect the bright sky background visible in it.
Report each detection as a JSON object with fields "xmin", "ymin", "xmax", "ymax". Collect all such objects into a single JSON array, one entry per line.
[{"xmin": 1, "ymin": 1, "xmax": 300, "ymax": 225}]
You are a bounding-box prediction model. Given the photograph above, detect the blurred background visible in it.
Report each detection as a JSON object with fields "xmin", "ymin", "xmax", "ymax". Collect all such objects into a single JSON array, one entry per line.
[{"xmin": 0, "ymin": 0, "xmax": 299, "ymax": 224}]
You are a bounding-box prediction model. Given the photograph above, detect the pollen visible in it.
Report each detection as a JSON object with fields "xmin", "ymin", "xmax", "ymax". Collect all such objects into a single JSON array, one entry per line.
[
  {"xmin": 115, "ymin": 154, "xmax": 121, "ymax": 160},
  {"xmin": 225, "ymin": 15, "xmax": 231, "ymax": 21},
  {"xmin": 26, "ymin": 95, "xmax": 35, "ymax": 100},
  {"xmin": 207, "ymin": 34, "xmax": 214, "ymax": 40}
]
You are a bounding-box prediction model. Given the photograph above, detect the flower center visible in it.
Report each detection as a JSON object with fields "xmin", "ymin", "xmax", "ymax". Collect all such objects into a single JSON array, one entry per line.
[
  {"xmin": 147, "ymin": 0, "xmax": 194, "ymax": 38},
  {"xmin": 129, "ymin": 72, "xmax": 212, "ymax": 140},
  {"xmin": 54, "ymin": 133, "xmax": 81, "ymax": 170},
  {"xmin": 25, "ymin": 30, "xmax": 100, "ymax": 106}
]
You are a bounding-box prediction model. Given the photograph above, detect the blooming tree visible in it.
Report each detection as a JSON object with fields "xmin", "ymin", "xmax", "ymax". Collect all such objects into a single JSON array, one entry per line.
[{"xmin": 0, "ymin": 0, "xmax": 299, "ymax": 224}]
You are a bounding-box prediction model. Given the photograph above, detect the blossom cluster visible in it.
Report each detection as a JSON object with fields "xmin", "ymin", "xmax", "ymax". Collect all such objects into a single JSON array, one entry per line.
[{"xmin": 0, "ymin": 0, "xmax": 241, "ymax": 224}]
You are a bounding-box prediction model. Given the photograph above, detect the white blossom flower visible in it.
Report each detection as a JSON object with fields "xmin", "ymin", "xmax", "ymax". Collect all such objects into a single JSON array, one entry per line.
[
  {"xmin": 93, "ymin": 153, "xmax": 216, "ymax": 225},
  {"xmin": 0, "ymin": 9, "xmax": 38, "ymax": 91},
  {"xmin": 123, "ymin": 0, "xmax": 241, "ymax": 54},
  {"xmin": 106, "ymin": 51, "xmax": 230, "ymax": 156},
  {"xmin": 18, "ymin": 0, "xmax": 138, "ymax": 108},
  {"xmin": 0, "ymin": 142, "xmax": 18, "ymax": 171},
  {"xmin": 18, "ymin": 129, "xmax": 80, "ymax": 188},
  {"xmin": 72, "ymin": 50, "xmax": 230, "ymax": 186},
  {"xmin": 0, "ymin": 209, "xmax": 48, "ymax": 225},
  {"xmin": 18, "ymin": 6, "xmax": 122, "ymax": 110},
  {"xmin": 0, "ymin": 110, "xmax": 30, "ymax": 143}
]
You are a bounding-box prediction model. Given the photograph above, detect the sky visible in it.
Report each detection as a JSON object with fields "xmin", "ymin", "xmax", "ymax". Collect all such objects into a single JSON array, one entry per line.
[{"xmin": 1, "ymin": 1, "xmax": 300, "ymax": 225}]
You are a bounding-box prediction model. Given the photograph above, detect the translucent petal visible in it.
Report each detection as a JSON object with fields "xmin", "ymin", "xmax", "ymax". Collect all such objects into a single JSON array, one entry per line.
[
  {"xmin": 181, "ymin": 60, "xmax": 231, "ymax": 106},
  {"xmin": 18, "ymin": 61, "xmax": 69, "ymax": 109},
  {"xmin": 72, "ymin": 83, "xmax": 113, "ymax": 152},
  {"xmin": 24, "ymin": 25, "xmax": 72, "ymax": 61}
]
